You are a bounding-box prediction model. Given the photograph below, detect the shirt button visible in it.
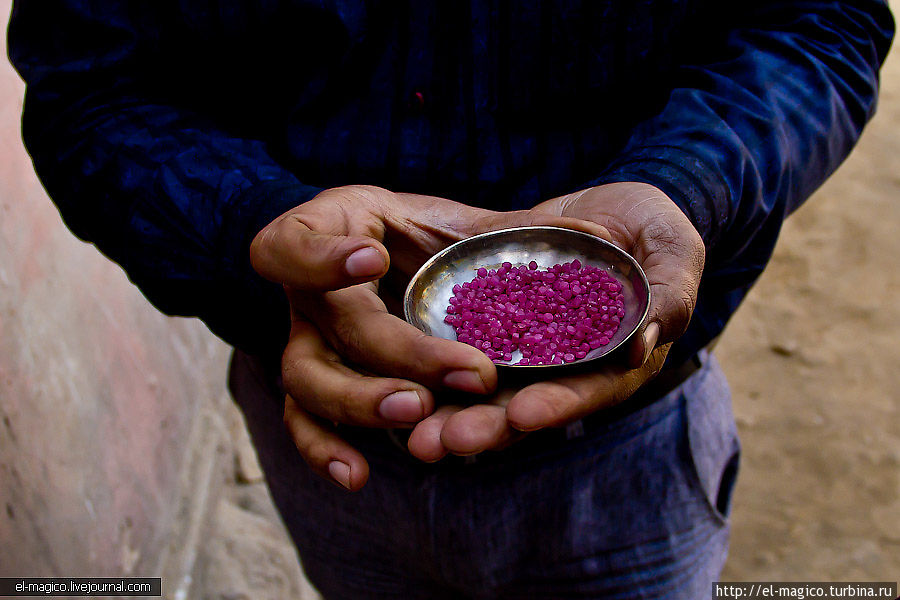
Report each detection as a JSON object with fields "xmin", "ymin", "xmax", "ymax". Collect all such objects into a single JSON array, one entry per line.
[{"xmin": 408, "ymin": 90, "xmax": 426, "ymax": 114}]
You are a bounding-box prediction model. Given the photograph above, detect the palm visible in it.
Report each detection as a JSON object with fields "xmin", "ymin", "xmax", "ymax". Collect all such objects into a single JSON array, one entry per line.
[
  {"xmin": 407, "ymin": 182, "xmax": 704, "ymax": 461},
  {"xmin": 255, "ymin": 184, "xmax": 613, "ymax": 489}
]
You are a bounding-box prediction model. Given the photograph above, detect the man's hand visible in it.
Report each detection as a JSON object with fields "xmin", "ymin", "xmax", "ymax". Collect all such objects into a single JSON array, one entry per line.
[
  {"xmin": 250, "ymin": 185, "xmax": 608, "ymax": 490},
  {"xmin": 406, "ymin": 182, "xmax": 705, "ymax": 461}
]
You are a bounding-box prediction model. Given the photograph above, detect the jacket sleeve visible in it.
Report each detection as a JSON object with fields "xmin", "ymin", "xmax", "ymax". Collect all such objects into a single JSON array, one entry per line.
[
  {"xmin": 8, "ymin": 1, "xmax": 323, "ymax": 355},
  {"xmin": 593, "ymin": 1, "xmax": 893, "ymax": 281},
  {"xmin": 589, "ymin": 0, "xmax": 893, "ymax": 358}
]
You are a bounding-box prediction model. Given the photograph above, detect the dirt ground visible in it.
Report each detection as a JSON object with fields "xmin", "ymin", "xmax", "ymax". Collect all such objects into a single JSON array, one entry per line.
[
  {"xmin": 716, "ymin": 21, "xmax": 900, "ymax": 579},
  {"xmin": 198, "ymin": 28, "xmax": 900, "ymax": 596}
]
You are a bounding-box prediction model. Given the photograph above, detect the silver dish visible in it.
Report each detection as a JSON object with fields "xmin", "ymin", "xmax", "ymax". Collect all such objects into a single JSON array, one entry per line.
[{"xmin": 403, "ymin": 226, "xmax": 651, "ymax": 371}]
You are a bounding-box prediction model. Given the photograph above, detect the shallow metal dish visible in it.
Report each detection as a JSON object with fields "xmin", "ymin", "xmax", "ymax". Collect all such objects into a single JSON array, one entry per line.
[{"xmin": 403, "ymin": 226, "xmax": 650, "ymax": 371}]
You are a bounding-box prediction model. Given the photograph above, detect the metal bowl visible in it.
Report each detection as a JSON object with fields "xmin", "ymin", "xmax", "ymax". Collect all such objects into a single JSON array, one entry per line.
[{"xmin": 403, "ymin": 226, "xmax": 650, "ymax": 371}]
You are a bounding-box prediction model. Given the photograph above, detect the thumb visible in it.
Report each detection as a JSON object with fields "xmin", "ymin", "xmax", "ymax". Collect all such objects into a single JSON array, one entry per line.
[
  {"xmin": 251, "ymin": 214, "xmax": 390, "ymax": 290},
  {"xmin": 627, "ymin": 234, "xmax": 704, "ymax": 368},
  {"xmin": 379, "ymin": 194, "xmax": 614, "ymax": 272},
  {"xmin": 629, "ymin": 320, "xmax": 661, "ymax": 369},
  {"xmin": 457, "ymin": 207, "xmax": 614, "ymax": 244}
]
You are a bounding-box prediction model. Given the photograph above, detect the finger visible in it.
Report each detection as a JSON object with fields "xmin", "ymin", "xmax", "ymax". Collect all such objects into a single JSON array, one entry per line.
[
  {"xmin": 506, "ymin": 345, "xmax": 670, "ymax": 431},
  {"xmin": 407, "ymin": 405, "xmax": 463, "ymax": 462},
  {"xmin": 298, "ymin": 286, "xmax": 497, "ymax": 394},
  {"xmin": 282, "ymin": 318, "xmax": 436, "ymax": 426},
  {"xmin": 383, "ymin": 196, "xmax": 614, "ymax": 275},
  {"xmin": 527, "ymin": 201, "xmax": 616, "ymax": 242},
  {"xmin": 283, "ymin": 394, "xmax": 370, "ymax": 491},
  {"xmin": 440, "ymin": 397, "xmax": 525, "ymax": 455},
  {"xmin": 629, "ymin": 321, "xmax": 660, "ymax": 368},
  {"xmin": 471, "ymin": 211, "xmax": 613, "ymax": 243},
  {"xmin": 251, "ymin": 212, "xmax": 390, "ymax": 290},
  {"xmin": 506, "ymin": 381, "xmax": 599, "ymax": 433}
]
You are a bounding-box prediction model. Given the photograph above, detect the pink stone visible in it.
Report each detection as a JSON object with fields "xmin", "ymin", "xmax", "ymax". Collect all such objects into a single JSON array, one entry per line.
[{"xmin": 445, "ymin": 260, "xmax": 626, "ymax": 364}]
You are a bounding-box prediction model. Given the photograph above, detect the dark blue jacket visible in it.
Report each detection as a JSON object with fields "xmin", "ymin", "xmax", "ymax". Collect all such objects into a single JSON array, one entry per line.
[{"xmin": 7, "ymin": 1, "xmax": 894, "ymax": 364}]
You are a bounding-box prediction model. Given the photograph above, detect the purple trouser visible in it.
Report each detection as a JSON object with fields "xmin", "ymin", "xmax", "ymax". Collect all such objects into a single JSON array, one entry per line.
[{"xmin": 229, "ymin": 349, "xmax": 739, "ymax": 599}]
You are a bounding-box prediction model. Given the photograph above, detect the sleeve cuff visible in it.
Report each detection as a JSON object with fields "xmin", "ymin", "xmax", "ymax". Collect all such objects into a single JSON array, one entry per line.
[
  {"xmin": 216, "ymin": 179, "xmax": 324, "ymax": 356},
  {"xmin": 587, "ymin": 145, "xmax": 732, "ymax": 248},
  {"xmin": 221, "ymin": 179, "xmax": 324, "ymax": 275}
]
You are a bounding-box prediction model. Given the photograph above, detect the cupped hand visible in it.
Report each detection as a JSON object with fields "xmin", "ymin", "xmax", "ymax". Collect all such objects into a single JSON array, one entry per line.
[
  {"xmin": 406, "ymin": 182, "xmax": 705, "ymax": 462},
  {"xmin": 250, "ymin": 185, "xmax": 608, "ymax": 489}
]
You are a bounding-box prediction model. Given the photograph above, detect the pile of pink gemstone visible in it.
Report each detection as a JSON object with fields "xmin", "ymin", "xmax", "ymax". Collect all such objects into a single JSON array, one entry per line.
[{"xmin": 444, "ymin": 259, "xmax": 626, "ymax": 365}]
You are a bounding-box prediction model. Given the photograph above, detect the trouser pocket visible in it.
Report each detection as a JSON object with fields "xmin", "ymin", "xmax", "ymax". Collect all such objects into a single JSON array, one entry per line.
[{"xmin": 684, "ymin": 351, "xmax": 742, "ymax": 523}]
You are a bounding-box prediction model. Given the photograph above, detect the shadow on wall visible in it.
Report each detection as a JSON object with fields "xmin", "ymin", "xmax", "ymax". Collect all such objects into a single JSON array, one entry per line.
[{"xmin": 0, "ymin": 0, "xmax": 232, "ymax": 595}]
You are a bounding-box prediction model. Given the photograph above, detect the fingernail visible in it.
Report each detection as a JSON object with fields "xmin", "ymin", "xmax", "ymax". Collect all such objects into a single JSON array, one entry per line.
[
  {"xmin": 379, "ymin": 390, "xmax": 424, "ymax": 422},
  {"xmin": 328, "ymin": 460, "xmax": 352, "ymax": 489},
  {"xmin": 442, "ymin": 369, "xmax": 487, "ymax": 393},
  {"xmin": 509, "ymin": 404, "xmax": 552, "ymax": 432},
  {"xmin": 642, "ymin": 322, "xmax": 660, "ymax": 365},
  {"xmin": 345, "ymin": 247, "xmax": 385, "ymax": 278},
  {"xmin": 511, "ymin": 420, "xmax": 543, "ymax": 433}
]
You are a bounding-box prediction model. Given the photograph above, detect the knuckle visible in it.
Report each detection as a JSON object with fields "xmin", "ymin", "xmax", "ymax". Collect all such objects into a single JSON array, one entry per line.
[
  {"xmin": 303, "ymin": 440, "xmax": 332, "ymax": 467},
  {"xmin": 677, "ymin": 291, "xmax": 697, "ymax": 321},
  {"xmin": 643, "ymin": 217, "xmax": 678, "ymax": 242},
  {"xmin": 642, "ymin": 219, "xmax": 683, "ymax": 256},
  {"xmin": 332, "ymin": 389, "xmax": 358, "ymax": 424},
  {"xmin": 333, "ymin": 184, "xmax": 389, "ymax": 209},
  {"xmin": 281, "ymin": 349, "xmax": 301, "ymax": 385},
  {"xmin": 411, "ymin": 331, "xmax": 443, "ymax": 372},
  {"xmin": 331, "ymin": 313, "xmax": 367, "ymax": 358},
  {"xmin": 281, "ymin": 353, "xmax": 314, "ymax": 400},
  {"xmin": 667, "ymin": 293, "xmax": 696, "ymax": 338},
  {"xmin": 643, "ymin": 216, "xmax": 705, "ymax": 273}
]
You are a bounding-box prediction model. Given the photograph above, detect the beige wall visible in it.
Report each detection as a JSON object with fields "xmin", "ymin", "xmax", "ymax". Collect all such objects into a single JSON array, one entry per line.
[{"xmin": 0, "ymin": 0, "xmax": 231, "ymax": 595}]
